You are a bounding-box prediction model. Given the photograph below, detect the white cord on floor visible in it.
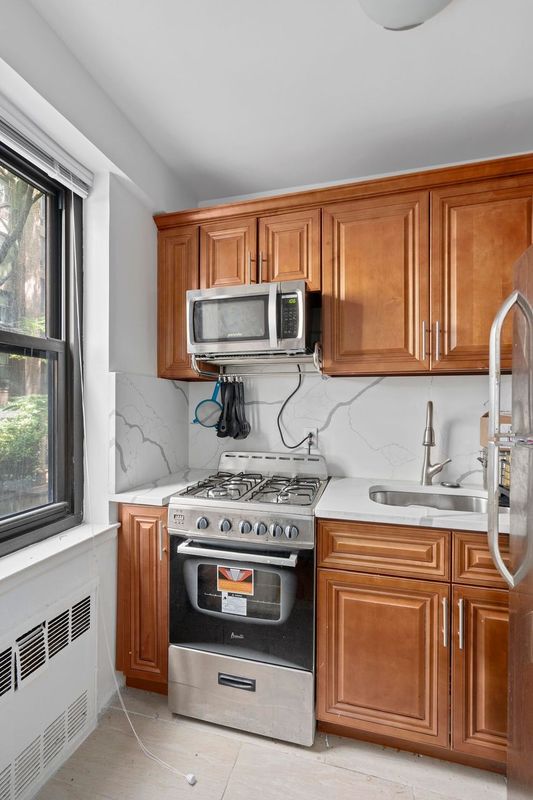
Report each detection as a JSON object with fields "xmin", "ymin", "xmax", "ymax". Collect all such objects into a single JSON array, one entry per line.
[{"xmin": 70, "ymin": 192, "xmax": 197, "ymax": 787}]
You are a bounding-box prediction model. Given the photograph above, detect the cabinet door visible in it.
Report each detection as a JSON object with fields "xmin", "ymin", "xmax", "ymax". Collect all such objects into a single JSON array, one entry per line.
[
  {"xmin": 157, "ymin": 225, "xmax": 199, "ymax": 379},
  {"xmin": 322, "ymin": 192, "xmax": 430, "ymax": 375},
  {"xmin": 200, "ymin": 217, "xmax": 257, "ymax": 288},
  {"xmin": 317, "ymin": 569, "xmax": 450, "ymax": 747},
  {"xmin": 116, "ymin": 505, "xmax": 169, "ymax": 690},
  {"xmin": 258, "ymin": 208, "xmax": 321, "ymax": 290},
  {"xmin": 452, "ymin": 585, "xmax": 509, "ymax": 763},
  {"xmin": 431, "ymin": 178, "xmax": 533, "ymax": 371}
]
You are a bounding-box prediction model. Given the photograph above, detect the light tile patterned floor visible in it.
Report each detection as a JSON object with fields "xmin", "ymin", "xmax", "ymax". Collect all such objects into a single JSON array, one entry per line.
[{"xmin": 36, "ymin": 688, "xmax": 507, "ymax": 800}]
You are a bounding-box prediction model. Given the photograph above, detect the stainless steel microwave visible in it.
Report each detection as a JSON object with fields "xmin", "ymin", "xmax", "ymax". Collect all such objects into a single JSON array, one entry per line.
[{"xmin": 186, "ymin": 280, "xmax": 308, "ymax": 357}]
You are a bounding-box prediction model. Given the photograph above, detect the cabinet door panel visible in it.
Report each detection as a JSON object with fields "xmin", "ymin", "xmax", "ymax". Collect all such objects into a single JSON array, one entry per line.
[
  {"xmin": 157, "ymin": 226, "xmax": 199, "ymax": 379},
  {"xmin": 259, "ymin": 208, "xmax": 321, "ymax": 289},
  {"xmin": 117, "ymin": 505, "xmax": 169, "ymax": 687},
  {"xmin": 322, "ymin": 192, "xmax": 429, "ymax": 375},
  {"xmin": 200, "ymin": 217, "xmax": 257, "ymax": 288},
  {"xmin": 431, "ymin": 178, "xmax": 533, "ymax": 371},
  {"xmin": 317, "ymin": 570, "xmax": 449, "ymax": 747},
  {"xmin": 452, "ymin": 586, "xmax": 508, "ymax": 763}
]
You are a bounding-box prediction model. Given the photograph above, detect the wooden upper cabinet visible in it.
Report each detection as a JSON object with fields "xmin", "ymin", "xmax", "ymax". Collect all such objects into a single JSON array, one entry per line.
[
  {"xmin": 157, "ymin": 225, "xmax": 199, "ymax": 380},
  {"xmin": 322, "ymin": 192, "xmax": 430, "ymax": 375},
  {"xmin": 317, "ymin": 569, "xmax": 450, "ymax": 747},
  {"xmin": 258, "ymin": 208, "xmax": 321, "ymax": 290},
  {"xmin": 116, "ymin": 504, "xmax": 169, "ymax": 690},
  {"xmin": 200, "ymin": 217, "xmax": 257, "ymax": 288},
  {"xmin": 431, "ymin": 177, "xmax": 533, "ymax": 371},
  {"xmin": 452, "ymin": 585, "xmax": 509, "ymax": 763}
]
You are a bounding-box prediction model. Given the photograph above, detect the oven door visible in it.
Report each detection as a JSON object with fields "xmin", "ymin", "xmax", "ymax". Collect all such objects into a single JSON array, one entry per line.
[
  {"xmin": 169, "ymin": 536, "xmax": 314, "ymax": 671},
  {"xmin": 186, "ymin": 283, "xmax": 278, "ymax": 355}
]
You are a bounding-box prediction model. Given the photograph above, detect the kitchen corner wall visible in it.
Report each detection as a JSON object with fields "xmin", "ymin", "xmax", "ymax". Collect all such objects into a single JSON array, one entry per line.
[
  {"xmin": 109, "ymin": 372, "xmax": 189, "ymax": 493},
  {"xmin": 188, "ymin": 373, "xmax": 512, "ymax": 487}
]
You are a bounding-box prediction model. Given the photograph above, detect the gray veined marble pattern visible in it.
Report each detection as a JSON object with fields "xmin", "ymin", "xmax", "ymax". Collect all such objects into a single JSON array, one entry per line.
[
  {"xmin": 188, "ymin": 373, "xmax": 511, "ymax": 484},
  {"xmin": 109, "ymin": 372, "xmax": 190, "ymax": 493}
]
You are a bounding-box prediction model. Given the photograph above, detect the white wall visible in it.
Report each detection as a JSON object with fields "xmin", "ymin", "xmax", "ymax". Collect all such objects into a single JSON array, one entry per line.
[
  {"xmin": 0, "ymin": 0, "xmax": 194, "ymax": 212},
  {"xmin": 109, "ymin": 175, "xmax": 159, "ymax": 377}
]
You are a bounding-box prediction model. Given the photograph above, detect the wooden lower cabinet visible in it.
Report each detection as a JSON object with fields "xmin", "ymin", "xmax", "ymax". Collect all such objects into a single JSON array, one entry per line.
[
  {"xmin": 116, "ymin": 504, "xmax": 169, "ymax": 692},
  {"xmin": 452, "ymin": 585, "xmax": 509, "ymax": 763},
  {"xmin": 317, "ymin": 569, "xmax": 450, "ymax": 747},
  {"xmin": 317, "ymin": 519, "xmax": 509, "ymax": 770}
]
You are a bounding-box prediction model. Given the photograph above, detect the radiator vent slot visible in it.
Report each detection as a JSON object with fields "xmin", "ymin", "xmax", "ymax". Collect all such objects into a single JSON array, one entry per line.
[
  {"xmin": 14, "ymin": 737, "xmax": 40, "ymax": 799},
  {"xmin": 0, "ymin": 648, "xmax": 13, "ymax": 699},
  {"xmin": 71, "ymin": 597, "xmax": 91, "ymax": 642},
  {"xmin": 67, "ymin": 691, "xmax": 88, "ymax": 742},
  {"xmin": 16, "ymin": 626, "xmax": 46, "ymax": 683},
  {"xmin": 42, "ymin": 712, "xmax": 66, "ymax": 768},
  {"xmin": 47, "ymin": 611, "xmax": 69, "ymax": 659},
  {"xmin": 0, "ymin": 766, "xmax": 11, "ymax": 800}
]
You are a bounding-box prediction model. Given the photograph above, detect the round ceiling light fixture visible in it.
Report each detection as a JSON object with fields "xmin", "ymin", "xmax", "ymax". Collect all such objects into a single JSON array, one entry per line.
[{"xmin": 358, "ymin": 0, "xmax": 454, "ymax": 30}]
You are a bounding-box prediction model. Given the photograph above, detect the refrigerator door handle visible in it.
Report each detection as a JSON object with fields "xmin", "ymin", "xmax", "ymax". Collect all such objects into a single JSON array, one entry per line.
[{"xmin": 488, "ymin": 289, "xmax": 533, "ymax": 589}]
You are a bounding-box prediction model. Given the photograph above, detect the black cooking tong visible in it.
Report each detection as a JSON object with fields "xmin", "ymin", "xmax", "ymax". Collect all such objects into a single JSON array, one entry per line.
[{"xmin": 217, "ymin": 377, "xmax": 250, "ymax": 439}]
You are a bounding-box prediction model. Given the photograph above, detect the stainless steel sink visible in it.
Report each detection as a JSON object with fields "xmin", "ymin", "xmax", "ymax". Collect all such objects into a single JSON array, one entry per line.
[{"xmin": 369, "ymin": 488, "xmax": 488, "ymax": 514}]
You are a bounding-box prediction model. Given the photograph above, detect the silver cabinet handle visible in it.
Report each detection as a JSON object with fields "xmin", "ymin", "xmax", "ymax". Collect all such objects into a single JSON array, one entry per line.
[
  {"xmin": 258, "ymin": 252, "xmax": 266, "ymax": 283},
  {"xmin": 247, "ymin": 252, "xmax": 257, "ymax": 284},
  {"xmin": 458, "ymin": 598, "xmax": 464, "ymax": 650},
  {"xmin": 442, "ymin": 596, "xmax": 448, "ymax": 647},
  {"xmin": 176, "ymin": 538, "xmax": 298, "ymax": 568},
  {"xmin": 422, "ymin": 320, "xmax": 427, "ymax": 361},
  {"xmin": 434, "ymin": 320, "xmax": 441, "ymax": 361},
  {"xmin": 488, "ymin": 289, "xmax": 533, "ymax": 588}
]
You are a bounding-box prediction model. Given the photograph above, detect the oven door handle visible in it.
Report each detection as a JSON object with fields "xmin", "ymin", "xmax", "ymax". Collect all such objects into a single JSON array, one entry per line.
[{"xmin": 176, "ymin": 539, "xmax": 298, "ymax": 568}]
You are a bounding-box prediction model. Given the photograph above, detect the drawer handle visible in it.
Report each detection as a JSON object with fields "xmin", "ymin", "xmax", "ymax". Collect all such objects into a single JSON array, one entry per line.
[{"xmin": 218, "ymin": 673, "xmax": 256, "ymax": 692}]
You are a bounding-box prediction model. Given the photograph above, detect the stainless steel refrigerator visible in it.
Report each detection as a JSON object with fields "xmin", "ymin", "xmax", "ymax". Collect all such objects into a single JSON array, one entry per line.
[{"xmin": 488, "ymin": 245, "xmax": 533, "ymax": 799}]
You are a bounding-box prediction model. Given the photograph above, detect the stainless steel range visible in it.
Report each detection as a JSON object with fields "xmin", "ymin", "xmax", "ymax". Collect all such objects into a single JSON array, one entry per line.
[{"xmin": 167, "ymin": 451, "xmax": 328, "ymax": 747}]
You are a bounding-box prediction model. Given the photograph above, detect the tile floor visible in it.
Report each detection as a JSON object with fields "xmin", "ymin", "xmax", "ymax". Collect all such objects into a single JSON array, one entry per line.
[{"xmin": 36, "ymin": 688, "xmax": 507, "ymax": 800}]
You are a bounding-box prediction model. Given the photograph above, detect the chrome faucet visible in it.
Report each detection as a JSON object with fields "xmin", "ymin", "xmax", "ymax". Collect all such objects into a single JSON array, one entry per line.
[{"xmin": 421, "ymin": 401, "xmax": 451, "ymax": 485}]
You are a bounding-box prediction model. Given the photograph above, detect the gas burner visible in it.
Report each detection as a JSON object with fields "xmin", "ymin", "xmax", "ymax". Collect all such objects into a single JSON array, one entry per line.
[
  {"xmin": 179, "ymin": 471, "xmax": 264, "ymax": 501},
  {"xmin": 247, "ymin": 475, "xmax": 322, "ymax": 506}
]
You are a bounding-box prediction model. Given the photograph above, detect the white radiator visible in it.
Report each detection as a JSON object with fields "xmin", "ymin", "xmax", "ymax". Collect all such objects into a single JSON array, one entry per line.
[{"xmin": 0, "ymin": 582, "xmax": 97, "ymax": 800}]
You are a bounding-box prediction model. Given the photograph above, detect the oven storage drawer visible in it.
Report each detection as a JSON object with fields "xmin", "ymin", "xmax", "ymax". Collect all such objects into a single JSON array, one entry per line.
[{"xmin": 168, "ymin": 645, "xmax": 315, "ymax": 746}]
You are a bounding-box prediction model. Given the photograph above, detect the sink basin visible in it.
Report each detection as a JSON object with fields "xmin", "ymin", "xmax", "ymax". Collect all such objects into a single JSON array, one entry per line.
[{"xmin": 369, "ymin": 488, "xmax": 488, "ymax": 514}]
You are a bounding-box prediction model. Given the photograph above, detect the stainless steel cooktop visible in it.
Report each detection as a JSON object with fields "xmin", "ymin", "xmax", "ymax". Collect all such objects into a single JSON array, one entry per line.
[{"xmin": 168, "ymin": 452, "xmax": 329, "ymax": 549}]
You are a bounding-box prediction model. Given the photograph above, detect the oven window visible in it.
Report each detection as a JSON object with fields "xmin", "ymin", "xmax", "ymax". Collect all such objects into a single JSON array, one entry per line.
[
  {"xmin": 197, "ymin": 563, "xmax": 281, "ymax": 621},
  {"xmin": 193, "ymin": 295, "xmax": 269, "ymax": 343}
]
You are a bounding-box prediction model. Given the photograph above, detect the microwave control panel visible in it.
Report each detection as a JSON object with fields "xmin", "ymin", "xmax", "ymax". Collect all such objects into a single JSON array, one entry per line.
[{"xmin": 279, "ymin": 293, "xmax": 299, "ymax": 339}]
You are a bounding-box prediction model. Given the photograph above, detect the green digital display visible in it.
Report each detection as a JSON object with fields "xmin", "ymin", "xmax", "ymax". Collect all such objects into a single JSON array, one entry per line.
[{"xmin": 288, "ymin": 298, "xmax": 297, "ymax": 304}]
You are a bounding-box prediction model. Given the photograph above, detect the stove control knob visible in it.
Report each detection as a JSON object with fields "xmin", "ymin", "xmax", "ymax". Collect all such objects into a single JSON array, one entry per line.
[
  {"xmin": 285, "ymin": 525, "xmax": 299, "ymax": 540},
  {"xmin": 254, "ymin": 522, "xmax": 267, "ymax": 536},
  {"xmin": 270, "ymin": 523, "xmax": 284, "ymax": 539},
  {"xmin": 196, "ymin": 516, "xmax": 209, "ymax": 530},
  {"xmin": 219, "ymin": 518, "xmax": 232, "ymax": 533},
  {"xmin": 239, "ymin": 520, "xmax": 252, "ymax": 534}
]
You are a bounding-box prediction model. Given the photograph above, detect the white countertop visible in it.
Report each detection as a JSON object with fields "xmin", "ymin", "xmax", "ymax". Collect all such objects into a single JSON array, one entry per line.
[
  {"xmin": 109, "ymin": 468, "xmax": 212, "ymax": 506},
  {"xmin": 315, "ymin": 476, "xmax": 510, "ymax": 534}
]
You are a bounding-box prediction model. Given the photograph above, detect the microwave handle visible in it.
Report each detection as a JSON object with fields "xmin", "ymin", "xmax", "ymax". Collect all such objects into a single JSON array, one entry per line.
[{"xmin": 268, "ymin": 282, "xmax": 279, "ymax": 349}]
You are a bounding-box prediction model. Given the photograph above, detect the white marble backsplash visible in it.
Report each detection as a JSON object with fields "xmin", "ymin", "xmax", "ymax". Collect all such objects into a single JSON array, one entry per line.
[
  {"xmin": 188, "ymin": 373, "xmax": 512, "ymax": 486},
  {"xmin": 109, "ymin": 372, "xmax": 189, "ymax": 493}
]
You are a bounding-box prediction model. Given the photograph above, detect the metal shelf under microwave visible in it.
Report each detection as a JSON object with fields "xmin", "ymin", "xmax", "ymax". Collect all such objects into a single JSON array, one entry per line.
[{"xmin": 190, "ymin": 342, "xmax": 323, "ymax": 378}]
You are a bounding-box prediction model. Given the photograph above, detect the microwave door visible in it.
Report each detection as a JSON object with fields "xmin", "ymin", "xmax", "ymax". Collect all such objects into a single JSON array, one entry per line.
[{"xmin": 268, "ymin": 282, "xmax": 278, "ymax": 350}]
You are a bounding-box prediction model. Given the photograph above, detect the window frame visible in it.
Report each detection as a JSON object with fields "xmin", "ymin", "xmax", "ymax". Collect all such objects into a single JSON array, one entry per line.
[{"xmin": 0, "ymin": 141, "xmax": 83, "ymax": 558}]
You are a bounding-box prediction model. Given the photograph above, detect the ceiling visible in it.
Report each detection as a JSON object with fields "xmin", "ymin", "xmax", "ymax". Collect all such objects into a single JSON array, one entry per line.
[{"xmin": 29, "ymin": 0, "xmax": 533, "ymax": 206}]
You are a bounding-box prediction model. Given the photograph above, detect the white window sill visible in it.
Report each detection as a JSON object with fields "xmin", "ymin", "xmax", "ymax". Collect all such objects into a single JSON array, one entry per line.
[{"xmin": 0, "ymin": 522, "xmax": 119, "ymax": 595}]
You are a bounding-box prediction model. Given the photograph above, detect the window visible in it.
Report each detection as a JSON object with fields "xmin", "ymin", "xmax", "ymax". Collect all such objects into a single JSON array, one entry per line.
[{"xmin": 0, "ymin": 142, "xmax": 83, "ymax": 557}]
